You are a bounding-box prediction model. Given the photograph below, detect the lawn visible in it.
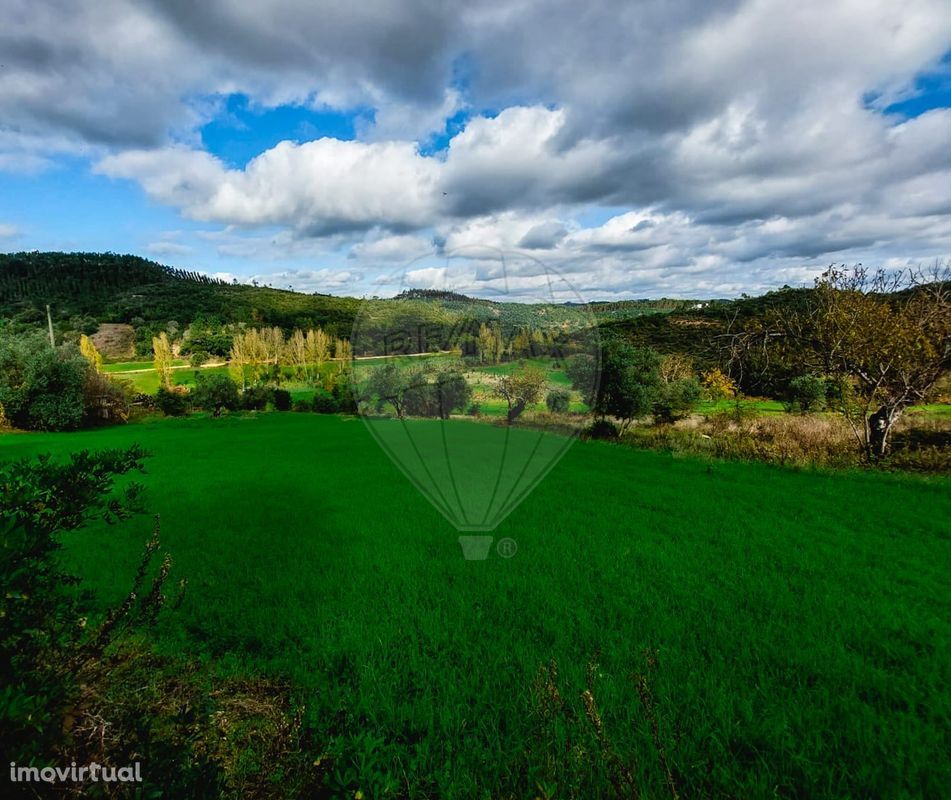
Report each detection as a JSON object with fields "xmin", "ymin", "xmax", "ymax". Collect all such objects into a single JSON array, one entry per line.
[{"xmin": 1, "ymin": 414, "xmax": 948, "ymax": 798}]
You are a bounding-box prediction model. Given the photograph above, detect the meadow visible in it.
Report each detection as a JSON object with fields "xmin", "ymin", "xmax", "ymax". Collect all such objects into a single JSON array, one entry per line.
[{"xmin": 1, "ymin": 413, "xmax": 948, "ymax": 798}]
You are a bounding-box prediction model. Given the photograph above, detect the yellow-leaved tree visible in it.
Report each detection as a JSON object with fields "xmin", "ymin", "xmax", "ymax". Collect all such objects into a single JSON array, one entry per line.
[
  {"xmin": 152, "ymin": 332, "xmax": 174, "ymax": 390},
  {"xmin": 79, "ymin": 334, "xmax": 103, "ymax": 373}
]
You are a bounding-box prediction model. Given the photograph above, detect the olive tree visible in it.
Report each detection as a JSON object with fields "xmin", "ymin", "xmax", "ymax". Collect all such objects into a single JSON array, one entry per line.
[
  {"xmin": 496, "ymin": 365, "xmax": 547, "ymax": 424},
  {"xmin": 729, "ymin": 265, "xmax": 950, "ymax": 458}
]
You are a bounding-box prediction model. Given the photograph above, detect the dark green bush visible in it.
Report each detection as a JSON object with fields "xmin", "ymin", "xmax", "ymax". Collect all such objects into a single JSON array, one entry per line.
[
  {"xmin": 546, "ymin": 388, "xmax": 571, "ymax": 413},
  {"xmin": 586, "ymin": 419, "xmax": 620, "ymax": 440},
  {"xmin": 331, "ymin": 377, "xmax": 357, "ymax": 413},
  {"xmin": 192, "ymin": 373, "xmax": 240, "ymax": 417},
  {"xmin": 312, "ymin": 391, "xmax": 339, "ymax": 414},
  {"xmin": 653, "ymin": 377, "xmax": 701, "ymax": 423},
  {"xmin": 0, "ymin": 332, "xmax": 89, "ymax": 430},
  {"xmin": 271, "ymin": 388, "xmax": 292, "ymax": 411},
  {"xmin": 155, "ymin": 386, "xmax": 189, "ymax": 416},
  {"xmin": 0, "ymin": 449, "xmax": 323, "ymax": 797},
  {"xmin": 786, "ymin": 374, "xmax": 828, "ymax": 412},
  {"xmin": 0, "ymin": 447, "xmax": 147, "ymax": 763},
  {"xmin": 189, "ymin": 350, "xmax": 210, "ymax": 368},
  {"xmin": 241, "ymin": 385, "xmax": 270, "ymax": 411}
]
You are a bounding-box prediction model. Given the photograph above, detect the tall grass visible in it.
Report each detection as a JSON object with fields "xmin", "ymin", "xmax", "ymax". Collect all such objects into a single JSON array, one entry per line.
[{"xmin": 1, "ymin": 414, "xmax": 948, "ymax": 797}]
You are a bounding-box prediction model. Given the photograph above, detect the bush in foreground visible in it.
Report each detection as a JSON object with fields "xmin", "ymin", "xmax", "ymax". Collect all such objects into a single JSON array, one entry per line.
[
  {"xmin": 0, "ymin": 332, "xmax": 89, "ymax": 430},
  {"xmin": 0, "ymin": 449, "xmax": 325, "ymax": 798}
]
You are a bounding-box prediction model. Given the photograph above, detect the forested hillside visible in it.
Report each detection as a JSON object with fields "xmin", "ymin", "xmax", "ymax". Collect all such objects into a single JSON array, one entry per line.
[{"xmin": 0, "ymin": 252, "xmax": 361, "ymax": 337}]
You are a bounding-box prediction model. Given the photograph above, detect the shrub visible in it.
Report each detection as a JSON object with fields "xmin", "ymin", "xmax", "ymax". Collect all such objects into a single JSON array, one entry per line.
[
  {"xmin": 0, "ymin": 332, "xmax": 89, "ymax": 430},
  {"xmin": 312, "ymin": 391, "xmax": 339, "ymax": 414},
  {"xmin": 241, "ymin": 385, "xmax": 270, "ymax": 411},
  {"xmin": 189, "ymin": 350, "xmax": 210, "ymax": 368},
  {"xmin": 653, "ymin": 377, "xmax": 701, "ymax": 423},
  {"xmin": 292, "ymin": 399, "xmax": 312, "ymax": 412},
  {"xmin": 701, "ymin": 368, "xmax": 737, "ymax": 401},
  {"xmin": 192, "ymin": 373, "xmax": 240, "ymax": 417},
  {"xmin": 546, "ymin": 388, "xmax": 571, "ymax": 413},
  {"xmin": 331, "ymin": 376, "xmax": 357, "ymax": 413},
  {"xmin": 786, "ymin": 374, "xmax": 827, "ymax": 413},
  {"xmin": 271, "ymin": 388, "xmax": 292, "ymax": 411},
  {"xmin": 0, "ymin": 447, "xmax": 148, "ymax": 763},
  {"xmin": 155, "ymin": 386, "xmax": 189, "ymax": 416},
  {"xmin": 467, "ymin": 402, "xmax": 481, "ymax": 417},
  {"xmin": 83, "ymin": 370, "xmax": 131, "ymax": 425},
  {"xmin": 586, "ymin": 419, "xmax": 619, "ymax": 440},
  {"xmin": 0, "ymin": 450, "xmax": 323, "ymax": 796}
]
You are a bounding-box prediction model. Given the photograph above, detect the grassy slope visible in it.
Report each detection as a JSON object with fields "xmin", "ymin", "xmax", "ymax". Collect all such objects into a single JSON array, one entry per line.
[{"xmin": 1, "ymin": 415, "xmax": 948, "ymax": 797}]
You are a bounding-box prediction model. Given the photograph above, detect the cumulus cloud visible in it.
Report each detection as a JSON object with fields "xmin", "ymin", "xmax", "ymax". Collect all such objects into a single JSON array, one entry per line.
[
  {"xmin": 97, "ymin": 138, "xmax": 442, "ymax": 234},
  {"xmin": 5, "ymin": 0, "xmax": 951, "ymax": 294},
  {"xmin": 349, "ymin": 233, "xmax": 434, "ymax": 262}
]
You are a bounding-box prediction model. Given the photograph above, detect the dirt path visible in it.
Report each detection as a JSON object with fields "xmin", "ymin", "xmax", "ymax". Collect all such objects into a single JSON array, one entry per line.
[{"xmin": 106, "ymin": 350, "xmax": 454, "ymax": 375}]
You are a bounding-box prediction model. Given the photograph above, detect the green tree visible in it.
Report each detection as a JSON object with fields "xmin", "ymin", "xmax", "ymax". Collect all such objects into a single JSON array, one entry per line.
[
  {"xmin": 0, "ymin": 332, "xmax": 89, "ymax": 430},
  {"xmin": 565, "ymin": 354, "xmax": 599, "ymax": 406},
  {"xmin": 653, "ymin": 377, "xmax": 701, "ymax": 423},
  {"xmin": 191, "ymin": 372, "xmax": 240, "ymax": 417},
  {"xmin": 572, "ymin": 340, "xmax": 661, "ymax": 433},
  {"xmin": 367, "ymin": 363, "xmax": 411, "ymax": 418},
  {"xmin": 786, "ymin": 374, "xmax": 827, "ymax": 412},
  {"xmin": 434, "ymin": 370, "xmax": 472, "ymax": 419},
  {"xmin": 404, "ymin": 369, "xmax": 472, "ymax": 419},
  {"xmin": 497, "ymin": 365, "xmax": 547, "ymax": 424}
]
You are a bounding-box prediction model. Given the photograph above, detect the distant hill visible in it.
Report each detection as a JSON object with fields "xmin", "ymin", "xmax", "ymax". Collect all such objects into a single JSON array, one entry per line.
[
  {"xmin": 0, "ymin": 251, "xmax": 692, "ymax": 336},
  {"xmin": 599, "ymin": 287, "xmax": 818, "ymax": 370},
  {"xmin": 0, "ymin": 251, "xmax": 360, "ymax": 337},
  {"xmin": 0, "ymin": 251, "xmax": 816, "ymax": 370}
]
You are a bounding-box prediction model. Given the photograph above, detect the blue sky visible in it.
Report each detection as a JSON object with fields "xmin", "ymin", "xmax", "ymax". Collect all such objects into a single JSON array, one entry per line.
[{"xmin": 2, "ymin": 2, "xmax": 950, "ymax": 299}]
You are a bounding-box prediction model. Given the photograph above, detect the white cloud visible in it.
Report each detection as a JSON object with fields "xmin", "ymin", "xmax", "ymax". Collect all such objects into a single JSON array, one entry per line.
[
  {"xmin": 0, "ymin": 223, "xmax": 21, "ymax": 239},
  {"xmin": 6, "ymin": 0, "xmax": 951, "ymax": 294},
  {"xmin": 349, "ymin": 233, "xmax": 434, "ymax": 262},
  {"xmin": 97, "ymin": 138, "xmax": 442, "ymax": 234}
]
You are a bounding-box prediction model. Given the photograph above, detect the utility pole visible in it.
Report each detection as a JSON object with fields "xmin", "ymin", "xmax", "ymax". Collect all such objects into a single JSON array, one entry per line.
[{"xmin": 46, "ymin": 304, "xmax": 55, "ymax": 347}]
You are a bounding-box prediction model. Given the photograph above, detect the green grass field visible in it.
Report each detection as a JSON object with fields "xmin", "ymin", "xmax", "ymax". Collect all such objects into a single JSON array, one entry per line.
[{"xmin": 1, "ymin": 413, "xmax": 948, "ymax": 797}]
